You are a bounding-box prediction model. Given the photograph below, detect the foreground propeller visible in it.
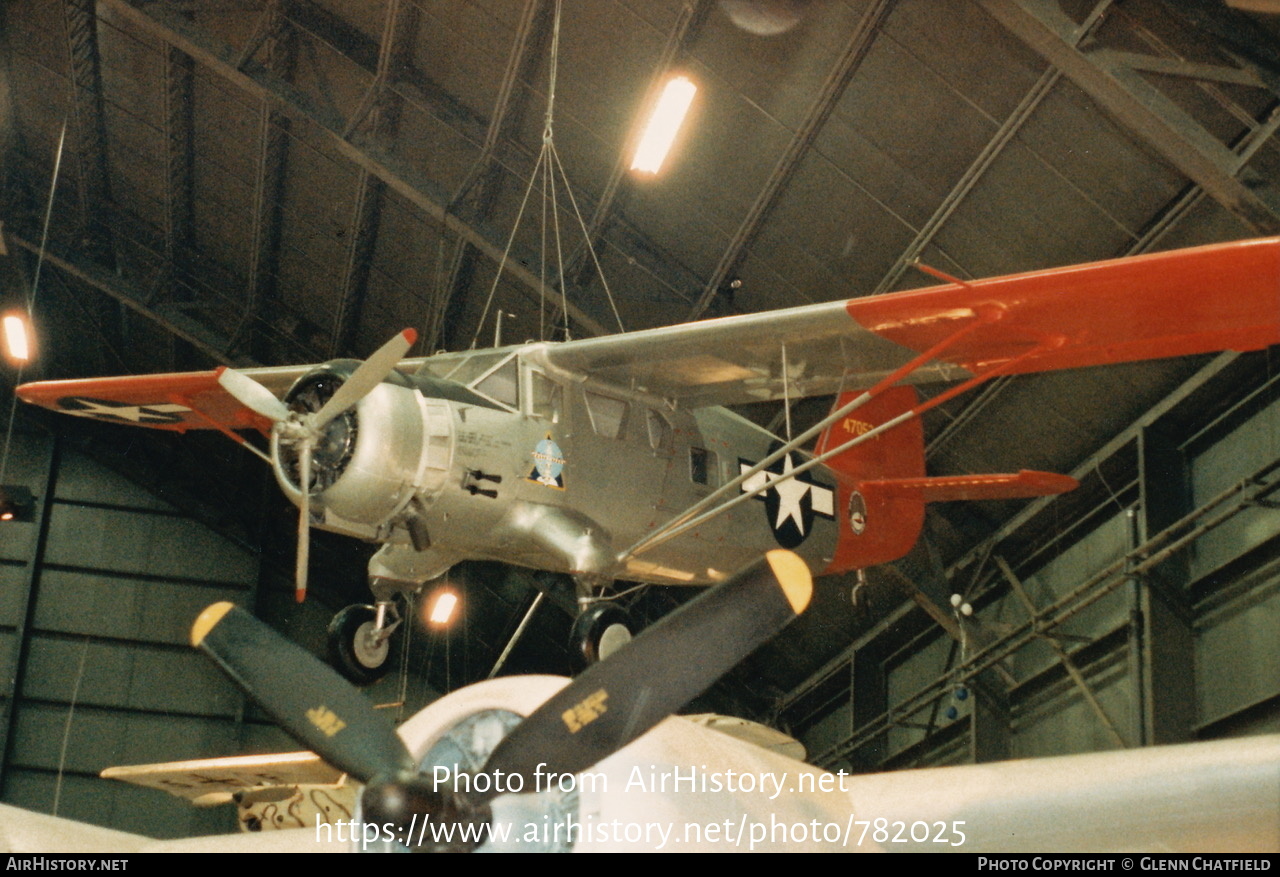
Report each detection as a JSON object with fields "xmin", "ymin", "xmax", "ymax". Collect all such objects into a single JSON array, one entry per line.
[
  {"xmin": 216, "ymin": 328, "xmax": 417, "ymax": 602},
  {"xmin": 191, "ymin": 549, "xmax": 812, "ymax": 852}
]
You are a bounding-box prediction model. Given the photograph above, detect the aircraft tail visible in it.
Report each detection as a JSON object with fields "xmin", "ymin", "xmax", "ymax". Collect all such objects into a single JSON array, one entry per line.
[
  {"xmin": 815, "ymin": 386, "xmax": 927, "ymax": 574},
  {"xmin": 814, "ymin": 386, "xmax": 1078, "ymax": 575}
]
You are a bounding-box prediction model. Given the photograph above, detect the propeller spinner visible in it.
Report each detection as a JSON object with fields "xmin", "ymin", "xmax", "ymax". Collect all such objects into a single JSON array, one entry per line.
[
  {"xmin": 216, "ymin": 329, "xmax": 417, "ymax": 602},
  {"xmin": 190, "ymin": 549, "xmax": 812, "ymax": 852}
]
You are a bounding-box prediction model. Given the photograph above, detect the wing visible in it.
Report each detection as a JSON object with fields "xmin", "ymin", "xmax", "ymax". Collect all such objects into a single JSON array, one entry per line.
[
  {"xmin": 101, "ymin": 751, "xmax": 343, "ymax": 806},
  {"xmin": 538, "ymin": 237, "xmax": 1280, "ymax": 408},
  {"xmin": 15, "ymin": 365, "xmax": 307, "ymax": 434}
]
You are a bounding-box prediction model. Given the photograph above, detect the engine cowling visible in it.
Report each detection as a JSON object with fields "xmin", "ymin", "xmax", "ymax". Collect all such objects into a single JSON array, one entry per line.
[{"xmin": 271, "ymin": 363, "xmax": 453, "ymax": 537}]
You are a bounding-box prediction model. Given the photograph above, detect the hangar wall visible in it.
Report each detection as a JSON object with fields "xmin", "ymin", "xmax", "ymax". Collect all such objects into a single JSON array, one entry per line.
[
  {"xmin": 0, "ymin": 416, "xmax": 445, "ymax": 838},
  {"xmin": 783, "ymin": 351, "xmax": 1280, "ymax": 772},
  {"xmin": 0, "ymin": 424, "xmax": 281, "ymax": 837}
]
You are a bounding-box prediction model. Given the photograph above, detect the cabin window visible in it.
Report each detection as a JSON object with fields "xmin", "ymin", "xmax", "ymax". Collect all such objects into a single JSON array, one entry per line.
[
  {"xmin": 473, "ymin": 357, "xmax": 519, "ymax": 408},
  {"xmin": 690, "ymin": 447, "xmax": 718, "ymax": 486},
  {"xmin": 585, "ymin": 391, "xmax": 628, "ymax": 439},
  {"xmin": 646, "ymin": 410, "xmax": 672, "ymax": 453},
  {"xmin": 434, "ymin": 350, "xmax": 506, "ymax": 385},
  {"xmin": 530, "ymin": 372, "xmax": 563, "ymax": 422}
]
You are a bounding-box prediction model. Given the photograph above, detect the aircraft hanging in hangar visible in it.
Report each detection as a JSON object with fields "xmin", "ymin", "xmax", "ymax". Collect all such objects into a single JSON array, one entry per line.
[
  {"xmin": 16, "ymin": 236, "xmax": 1280, "ymax": 682},
  {"xmin": 1, "ymin": 551, "xmax": 1277, "ymax": 853}
]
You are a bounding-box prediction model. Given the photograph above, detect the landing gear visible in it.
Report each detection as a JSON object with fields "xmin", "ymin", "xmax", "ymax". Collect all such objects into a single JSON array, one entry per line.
[
  {"xmin": 570, "ymin": 602, "xmax": 633, "ymax": 666},
  {"xmin": 328, "ymin": 602, "xmax": 400, "ymax": 685}
]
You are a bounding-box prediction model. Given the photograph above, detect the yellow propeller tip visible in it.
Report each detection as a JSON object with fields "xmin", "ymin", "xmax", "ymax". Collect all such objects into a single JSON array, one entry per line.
[
  {"xmin": 765, "ymin": 549, "xmax": 812, "ymax": 615},
  {"xmin": 191, "ymin": 602, "xmax": 236, "ymax": 647}
]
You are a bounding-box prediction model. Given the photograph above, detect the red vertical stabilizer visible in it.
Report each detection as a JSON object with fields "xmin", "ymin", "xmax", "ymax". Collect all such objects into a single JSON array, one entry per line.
[{"xmin": 816, "ymin": 385, "xmax": 925, "ymax": 575}]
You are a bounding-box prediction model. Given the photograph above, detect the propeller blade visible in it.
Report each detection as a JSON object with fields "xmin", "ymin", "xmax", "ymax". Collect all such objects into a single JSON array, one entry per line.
[
  {"xmin": 216, "ymin": 366, "xmax": 290, "ymax": 423},
  {"xmin": 312, "ymin": 328, "xmax": 417, "ymax": 430},
  {"xmin": 473, "ymin": 549, "xmax": 812, "ymax": 805},
  {"xmin": 296, "ymin": 440, "xmax": 312, "ymax": 603},
  {"xmin": 190, "ymin": 602, "xmax": 415, "ymax": 783}
]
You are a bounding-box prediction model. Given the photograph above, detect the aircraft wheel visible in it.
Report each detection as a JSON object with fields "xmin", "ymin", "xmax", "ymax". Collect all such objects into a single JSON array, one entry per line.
[
  {"xmin": 327, "ymin": 605, "xmax": 393, "ymax": 685},
  {"xmin": 571, "ymin": 603, "xmax": 633, "ymax": 667}
]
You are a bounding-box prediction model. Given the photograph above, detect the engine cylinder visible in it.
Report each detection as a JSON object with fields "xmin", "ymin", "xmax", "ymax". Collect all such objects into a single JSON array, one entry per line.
[{"xmin": 272, "ymin": 367, "xmax": 450, "ymax": 530}]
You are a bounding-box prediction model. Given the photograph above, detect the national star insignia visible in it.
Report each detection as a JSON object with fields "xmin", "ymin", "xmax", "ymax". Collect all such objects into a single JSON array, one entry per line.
[
  {"xmin": 59, "ymin": 397, "xmax": 192, "ymax": 425},
  {"xmin": 739, "ymin": 451, "xmax": 835, "ymax": 546}
]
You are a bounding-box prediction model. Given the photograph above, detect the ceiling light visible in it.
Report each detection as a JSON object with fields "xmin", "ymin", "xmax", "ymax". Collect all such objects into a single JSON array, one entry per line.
[
  {"xmin": 0, "ymin": 485, "xmax": 33, "ymax": 523},
  {"xmin": 631, "ymin": 75, "xmax": 697, "ymax": 175},
  {"xmin": 3, "ymin": 313, "xmax": 31, "ymax": 362},
  {"xmin": 427, "ymin": 590, "xmax": 458, "ymax": 626}
]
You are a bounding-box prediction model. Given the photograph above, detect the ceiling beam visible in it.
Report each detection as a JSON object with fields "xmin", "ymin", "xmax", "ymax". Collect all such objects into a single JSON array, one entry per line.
[
  {"xmin": 687, "ymin": 0, "xmax": 898, "ymax": 321},
  {"xmin": 233, "ymin": 4, "xmax": 294, "ymax": 361},
  {"xmin": 163, "ymin": 43, "xmax": 195, "ymax": 268},
  {"xmin": 330, "ymin": 0, "xmax": 421, "ymax": 357},
  {"xmin": 432, "ymin": 0, "xmax": 551, "ymax": 351},
  {"xmin": 873, "ymin": 1, "xmax": 1115, "ymax": 296},
  {"xmin": 98, "ymin": 0, "xmax": 611, "ymax": 339},
  {"xmin": 63, "ymin": 0, "xmax": 125, "ymax": 363},
  {"xmin": 975, "ymin": 0, "xmax": 1280, "ymax": 234},
  {"xmin": 8, "ymin": 230, "xmax": 247, "ymax": 367},
  {"xmin": 63, "ymin": 0, "xmax": 114, "ymax": 261}
]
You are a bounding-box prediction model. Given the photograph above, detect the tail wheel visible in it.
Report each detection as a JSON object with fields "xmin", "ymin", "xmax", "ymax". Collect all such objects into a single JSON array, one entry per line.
[
  {"xmin": 327, "ymin": 605, "xmax": 394, "ymax": 685},
  {"xmin": 571, "ymin": 602, "xmax": 633, "ymax": 667}
]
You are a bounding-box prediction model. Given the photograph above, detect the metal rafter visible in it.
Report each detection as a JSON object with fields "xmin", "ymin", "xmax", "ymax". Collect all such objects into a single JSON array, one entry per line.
[
  {"xmin": 975, "ymin": 0, "xmax": 1280, "ymax": 234},
  {"xmin": 63, "ymin": 0, "xmax": 114, "ymax": 261},
  {"xmin": 163, "ymin": 44, "xmax": 195, "ymax": 269},
  {"xmin": 62, "ymin": 0, "xmax": 126, "ymax": 366},
  {"xmin": 8, "ymin": 229, "xmax": 248, "ymax": 368},
  {"xmin": 99, "ymin": 0, "xmax": 610, "ymax": 339},
  {"xmin": 873, "ymin": 2, "xmax": 1116, "ymax": 296},
  {"xmin": 330, "ymin": 0, "xmax": 420, "ymax": 357},
  {"xmin": 893, "ymin": 0, "xmax": 1276, "ymax": 465},
  {"xmin": 687, "ymin": 0, "xmax": 897, "ymax": 321},
  {"xmin": 232, "ymin": 3, "xmax": 294, "ymax": 361},
  {"xmin": 159, "ymin": 39, "xmax": 196, "ymax": 371},
  {"xmin": 432, "ymin": 0, "xmax": 551, "ymax": 351}
]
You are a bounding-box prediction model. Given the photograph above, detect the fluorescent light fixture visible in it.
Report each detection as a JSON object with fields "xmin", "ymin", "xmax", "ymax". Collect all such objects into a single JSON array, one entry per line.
[
  {"xmin": 0, "ymin": 485, "xmax": 33, "ymax": 523},
  {"xmin": 3, "ymin": 313, "xmax": 30, "ymax": 362},
  {"xmin": 428, "ymin": 590, "xmax": 458, "ymax": 626},
  {"xmin": 631, "ymin": 75, "xmax": 697, "ymax": 174}
]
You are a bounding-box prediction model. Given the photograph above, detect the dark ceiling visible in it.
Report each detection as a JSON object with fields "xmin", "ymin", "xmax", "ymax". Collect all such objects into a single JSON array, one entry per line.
[{"xmin": 2, "ymin": 0, "xmax": 1279, "ymax": 720}]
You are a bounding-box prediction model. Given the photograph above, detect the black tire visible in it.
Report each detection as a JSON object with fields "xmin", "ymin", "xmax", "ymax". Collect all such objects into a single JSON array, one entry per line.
[
  {"xmin": 327, "ymin": 605, "xmax": 393, "ymax": 685},
  {"xmin": 570, "ymin": 603, "xmax": 633, "ymax": 667}
]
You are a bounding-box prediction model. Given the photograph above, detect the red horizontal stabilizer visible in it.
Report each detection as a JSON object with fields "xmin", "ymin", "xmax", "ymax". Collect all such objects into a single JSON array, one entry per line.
[{"xmin": 862, "ymin": 470, "xmax": 1079, "ymax": 503}]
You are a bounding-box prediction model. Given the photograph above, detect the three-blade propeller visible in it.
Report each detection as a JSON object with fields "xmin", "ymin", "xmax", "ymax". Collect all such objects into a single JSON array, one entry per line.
[
  {"xmin": 191, "ymin": 549, "xmax": 812, "ymax": 852},
  {"xmin": 216, "ymin": 329, "xmax": 417, "ymax": 602}
]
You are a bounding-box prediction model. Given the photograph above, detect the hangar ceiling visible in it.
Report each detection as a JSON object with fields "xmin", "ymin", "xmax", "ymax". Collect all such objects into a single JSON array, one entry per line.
[{"xmin": 2, "ymin": 0, "xmax": 1279, "ymax": 722}]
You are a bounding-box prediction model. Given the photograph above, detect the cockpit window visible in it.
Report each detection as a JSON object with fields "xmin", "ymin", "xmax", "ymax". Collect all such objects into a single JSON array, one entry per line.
[
  {"xmin": 472, "ymin": 356, "xmax": 519, "ymax": 409},
  {"xmin": 427, "ymin": 351, "xmax": 507, "ymax": 386}
]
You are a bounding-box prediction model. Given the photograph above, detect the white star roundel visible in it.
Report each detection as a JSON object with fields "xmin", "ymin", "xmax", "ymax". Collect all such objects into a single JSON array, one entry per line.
[
  {"xmin": 739, "ymin": 450, "xmax": 834, "ymax": 548},
  {"xmin": 57, "ymin": 397, "xmax": 191, "ymax": 425}
]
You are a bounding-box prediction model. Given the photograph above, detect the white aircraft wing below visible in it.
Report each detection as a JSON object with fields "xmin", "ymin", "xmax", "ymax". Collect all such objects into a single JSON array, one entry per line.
[{"xmin": 100, "ymin": 751, "xmax": 342, "ymax": 806}]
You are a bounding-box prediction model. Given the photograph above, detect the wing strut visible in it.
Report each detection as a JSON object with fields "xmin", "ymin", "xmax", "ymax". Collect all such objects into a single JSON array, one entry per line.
[
  {"xmin": 618, "ymin": 308, "xmax": 1010, "ymax": 562},
  {"xmin": 180, "ymin": 399, "xmax": 272, "ymax": 463},
  {"xmin": 618, "ymin": 327, "xmax": 1061, "ymax": 564}
]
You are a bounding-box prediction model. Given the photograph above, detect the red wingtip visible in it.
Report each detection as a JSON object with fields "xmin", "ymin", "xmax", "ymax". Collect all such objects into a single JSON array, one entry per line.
[
  {"xmin": 295, "ymin": 588, "xmax": 306, "ymax": 603},
  {"xmin": 402, "ymin": 328, "xmax": 419, "ymax": 346}
]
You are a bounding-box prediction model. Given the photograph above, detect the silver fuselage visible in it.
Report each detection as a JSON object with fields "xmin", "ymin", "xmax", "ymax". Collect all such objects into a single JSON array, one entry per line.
[{"xmin": 274, "ymin": 343, "xmax": 840, "ymax": 591}]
